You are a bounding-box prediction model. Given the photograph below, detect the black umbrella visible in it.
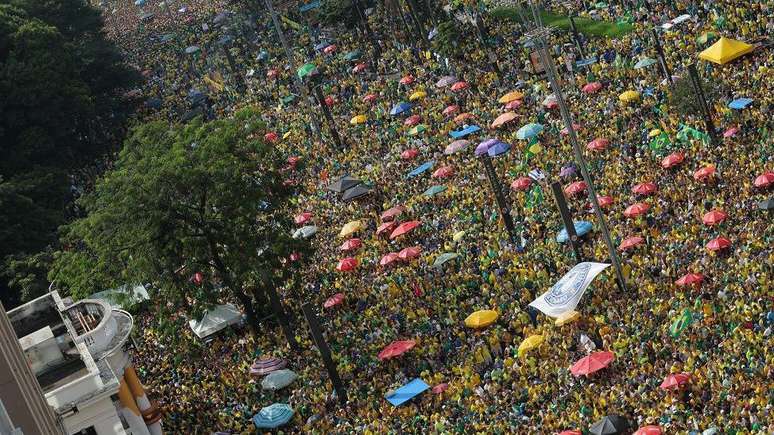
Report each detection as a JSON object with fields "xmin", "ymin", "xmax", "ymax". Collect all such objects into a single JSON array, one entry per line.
[
  {"xmin": 758, "ymin": 198, "xmax": 774, "ymax": 210},
  {"xmin": 327, "ymin": 176, "xmax": 360, "ymax": 193},
  {"xmin": 342, "ymin": 184, "xmax": 372, "ymax": 202},
  {"xmin": 589, "ymin": 415, "xmax": 630, "ymax": 435}
]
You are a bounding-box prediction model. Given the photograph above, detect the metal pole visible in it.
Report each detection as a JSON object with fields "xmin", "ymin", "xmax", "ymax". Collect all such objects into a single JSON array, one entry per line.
[
  {"xmin": 526, "ymin": 7, "xmax": 627, "ymax": 292},
  {"xmin": 479, "ymin": 154, "xmax": 518, "ymax": 244},
  {"xmin": 687, "ymin": 63, "xmax": 718, "ymax": 146},
  {"xmin": 301, "ymin": 303, "xmax": 348, "ymax": 405},
  {"xmin": 352, "ymin": 0, "xmax": 381, "ymax": 60},
  {"xmin": 312, "ymin": 82, "xmax": 344, "ymax": 149},
  {"xmin": 650, "ymin": 29, "xmax": 672, "ymax": 84},
  {"xmin": 550, "ymin": 181, "xmax": 583, "ymax": 262},
  {"xmin": 567, "ymin": 14, "xmax": 585, "ymax": 58}
]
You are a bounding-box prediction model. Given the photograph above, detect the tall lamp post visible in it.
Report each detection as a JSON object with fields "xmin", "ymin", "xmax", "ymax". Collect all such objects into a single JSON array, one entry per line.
[
  {"xmin": 522, "ymin": 3, "xmax": 628, "ymax": 292},
  {"xmin": 479, "ymin": 153, "xmax": 518, "ymax": 245},
  {"xmin": 305, "ymin": 68, "xmax": 344, "ymax": 149}
]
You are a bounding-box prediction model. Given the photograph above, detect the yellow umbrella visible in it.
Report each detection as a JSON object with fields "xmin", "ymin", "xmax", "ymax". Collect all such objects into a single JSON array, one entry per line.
[
  {"xmin": 452, "ymin": 230, "xmax": 466, "ymax": 242},
  {"xmin": 464, "ymin": 310, "xmax": 498, "ymax": 328},
  {"xmin": 554, "ymin": 310, "xmax": 580, "ymax": 326},
  {"xmin": 350, "ymin": 114, "xmax": 367, "ymax": 125},
  {"xmin": 490, "ymin": 112, "xmax": 517, "ymax": 129},
  {"xmin": 648, "ymin": 129, "xmax": 662, "ymax": 138},
  {"xmin": 618, "ymin": 90, "xmax": 640, "ymax": 103},
  {"xmin": 282, "ymin": 131, "xmax": 292, "ymax": 140},
  {"xmin": 498, "ymin": 91, "xmax": 524, "ymax": 104},
  {"xmin": 517, "ymin": 334, "xmax": 544, "ymax": 357},
  {"xmin": 698, "ymin": 36, "xmax": 754, "ymax": 65},
  {"xmin": 339, "ymin": 220, "xmax": 364, "ymax": 237},
  {"xmin": 409, "ymin": 90, "xmax": 427, "ymax": 101}
]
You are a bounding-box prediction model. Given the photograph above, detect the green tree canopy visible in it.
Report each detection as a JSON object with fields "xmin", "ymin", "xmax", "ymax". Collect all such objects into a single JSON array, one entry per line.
[{"xmin": 50, "ymin": 108, "xmax": 308, "ymax": 338}]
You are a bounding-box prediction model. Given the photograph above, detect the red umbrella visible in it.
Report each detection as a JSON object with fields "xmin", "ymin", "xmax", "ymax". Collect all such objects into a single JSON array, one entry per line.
[
  {"xmin": 619, "ymin": 236, "xmax": 644, "ymax": 251},
  {"xmin": 596, "ymin": 195, "xmax": 614, "ymax": 208},
  {"xmin": 267, "ymin": 68, "xmax": 278, "ymax": 79},
  {"xmin": 544, "ymin": 99, "xmax": 559, "ymax": 109},
  {"xmin": 379, "ymin": 252, "xmax": 400, "ymax": 267},
  {"xmin": 564, "ymin": 181, "xmax": 587, "ymax": 197},
  {"xmin": 559, "ymin": 431, "xmax": 582, "ymax": 435},
  {"xmin": 706, "ymin": 236, "xmax": 731, "ymax": 251},
  {"xmin": 339, "ymin": 238, "xmax": 362, "ymax": 251},
  {"xmin": 380, "ymin": 205, "xmax": 406, "ymax": 222},
  {"xmin": 432, "ymin": 383, "xmax": 449, "ymax": 394},
  {"xmin": 702, "ymin": 210, "xmax": 727, "ymax": 226},
  {"xmin": 323, "ymin": 44, "xmax": 337, "ymax": 54},
  {"xmin": 570, "ymin": 351, "xmax": 614, "ymax": 376},
  {"xmin": 264, "ymin": 132, "xmax": 279, "ymax": 142},
  {"xmin": 693, "ymin": 165, "xmax": 715, "ymax": 181},
  {"xmin": 398, "ymin": 246, "xmax": 422, "ymax": 261},
  {"xmin": 632, "ymin": 182, "xmax": 657, "ymax": 196},
  {"xmin": 390, "ymin": 220, "xmax": 421, "ymax": 239},
  {"xmin": 378, "ymin": 340, "xmax": 416, "ymax": 360},
  {"xmin": 624, "ymin": 202, "xmax": 650, "ymax": 218},
  {"xmin": 324, "ymin": 96, "xmax": 335, "ymax": 106},
  {"xmin": 633, "ymin": 426, "xmax": 663, "ymax": 435},
  {"xmin": 560, "ymin": 123, "xmax": 582, "ymax": 135},
  {"xmin": 453, "ymin": 112, "xmax": 474, "ymax": 124},
  {"xmin": 451, "ymin": 81, "xmax": 469, "ymax": 91},
  {"xmin": 294, "ymin": 212, "xmax": 312, "ymax": 225},
  {"xmin": 443, "ymin": 104, "xmax": 459, "ymax": 116},
  {"xmin": 323, "ymin": 293, "xmax": 344, "ymax": 308},
  {"xmin": 660, "ymin": 372, "xmax": 690, "ymax": 390},
  {"xmin": 404, "ymin": 114, "xmax": 421, "ymax": 126},
  {"xmin": 675, "ymin": 273, "xmax": 703, "ymax": 286},
  {"xmin": 376, "ymin": 221, "xmax": 398, "ymax": 236},
  {"xmin": 586, "ymin": 138, "xmax": 609, "ymax": 151},
  {"xmin": 401, "ymin": 148, "xmax": 419, "ymax": 160},
  {"xmin": 582, "ymin": 82, "xmax": 602, "ymax": 93},
  {"xmin": 754, "ymin": 171, "xmax": 774, "ymax": 188},
  {"xmin": 362, "ymin": 94, "xmax": 377, "ymax": 103},
  {"xmin": 399, "ymin": 75, "xmax": 414, "ymax": 85},
  {"xmin": 432, "ymin": 165, "xmax": 454, "ymax": 179},
  {"xmin": 511, "ymin": 176, "xmax": 532, "ymax": 191},
  {"xmin": 336, "ymin": 257, "xmax": 358, "ymax": 272},
  {"xmin": 352, "ymin": 62, "xmax": 367, "ymax": 73},
  {"xmin": 661, "ymin": 152, "xmax": 685, "ymax": 169},
  {"xmin": 504, "ymin": 99, "xmax": 522, "ymax": 109}
]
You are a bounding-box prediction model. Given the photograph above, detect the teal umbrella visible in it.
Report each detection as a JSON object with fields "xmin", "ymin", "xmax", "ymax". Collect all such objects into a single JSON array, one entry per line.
[
  {"xmin": 433, "ymin": 252, "xmax": 459, "ymax": 267},
  {"xmin": 261, "ymin": 369, "xmax": 298, "ymax": 390},
  {"xmin": 253, "ymin": 403, "xmax": 294, "ymax": 429},
  {"xmin": 516, "ymin": 123, "xmax": 543, "ymax": 140},
  {"xmin": 297, "ymin": 62, "xmax": 317, "ymax": 79},
  {"xmin": 343, "ymin": 49, "xmax": 362, "ymax": 61},
  {"xmin": 423, "ymin": 185, "xmax": 446, "ymax": 197},
  {"xmin": 634, "ymin": 58, "xmax": 657, "ymax": 69}
]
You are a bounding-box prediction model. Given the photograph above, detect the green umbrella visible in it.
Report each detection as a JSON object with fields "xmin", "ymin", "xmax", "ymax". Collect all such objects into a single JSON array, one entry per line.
[
  {"xmin": 343, "ymin": 50, "xmax": 362, "ymax": 61},
  {"xmin": 423, "ymin": 185, "xmax": 446, "ymax": 197},
  {"xmin": 433, "ymin": 252, "xmax": 459, "ymax": 268},
  {"xmin": 407, "ymin": 124, "xmax": 427, "ymax": 136},
  {"xmin": 297, "ymin": 62, "xmax": 317, "ymax": 79}
]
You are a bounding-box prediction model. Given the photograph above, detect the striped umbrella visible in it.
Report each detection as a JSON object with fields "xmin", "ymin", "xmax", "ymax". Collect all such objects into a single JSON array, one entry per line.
[
  {"xmin": 250, "ymin": 356, "xmax": 287, "ymax": 376},
  {"xmin": 253, "ymin": 403, "xmax": 294, "ymax": 429}
]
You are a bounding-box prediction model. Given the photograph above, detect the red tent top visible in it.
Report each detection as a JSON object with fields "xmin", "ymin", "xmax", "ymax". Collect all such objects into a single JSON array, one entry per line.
[
  {"xmin": 398, "ymin": 246, "xmax": 422, "ymax": 261},
  {"xmin": 390, "ymin": 220, "xmax": 421, "ymax": 239},
  {"xmin": 633, "ymin": 426, "xmax": 663, "ymax": 435},
  {"xmin": 693, "ymin": 165, "xmax": 716, "ymax": 181},
  {"xmin": 660, "ymin": 372, "xmax": 690, "ymax": 390},
  {"xmin": 336, "ymin": 257, "xmax": 358, "ymax": 272},
  {"xmin": 511, "ymin": 176, "xmax": 532, "ymax": 191},
  {"xmin": 754, "ymin": 171, "xmax": 774, "ymax": 188},
  {"xmin": 702, "ymin": 210, "xmax": 727, "ymax": 226},
  {"xmin": 401, "ymin": 148, "xmax": 419, "ymax": 160},
  {"xmin": 339, "ymin": 238, "xmax": 362, "ymax": 251},
  {"xmin": 404, "ymin": 114, "xmax": 421, "ymax": 126},
  {"xmin": 675, "ymin": 273, "xmax": 703, "ymax": 286},
  {"xmin": 399, "ymin": 74, "xmax": 414, "ymax": 85},
  {"xmin": 706, "ymin": 236, "xmax": 731, "ymax": 251},
  {"xmin": 632, "ymin": 182, "xmax": 658, "ymax": 196},
  {"xmin": 376, "ymin": 221, "xmax": 398, "ymax": 236},
  {"xmin": 379, "ymin": 252, "xmax": 400, "ymax": 267},
  {"xmin": 380, "ymin": 205, "xmax": 406, "ymax": 222},
  {"xmin": 294, "ymin": 212, "xmax": 312, "ymax": 225},
  {"xmin": 661, "ymin": 152, "xmax": 685, "ymax": 169},
  {"xmin": 323, "ymin": 293, "xmax": 344, "ymax": 308},
  {"xmin": 432, "ymin": 165, "xmax": 454, "ymax": 179},
  {"xmin": 624, "ymin": 202, "xmax": 650, "ymax": 218},
  {"xmin": 451, "ymin": 81, "xmax": 469, "ymax": 91},
  {"xmin": 586, "ymin": 138, "xmax": 609, "ymax": 151},
  {"xmin": 619, "ymin": 236, "xmax": 644, "ymax": 251},
  {"xmin": 570, "ymin": 351, "xmax": 615, "ymax": 376},
  {"xmin": 564, "ymin": 181, "xmax": 587, "ymax": 196},
  {"xmin": 378, "ymin": 340, "xmax": 416, "ymax": 360},
  {"xmin": 443, "ymin": 104, "xmax": 459, "ymax": 116}
]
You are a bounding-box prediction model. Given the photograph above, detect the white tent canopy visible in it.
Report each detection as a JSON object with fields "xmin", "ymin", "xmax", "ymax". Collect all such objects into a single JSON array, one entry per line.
[
  {"xmin": 90, "ymin": 284, "xmax": 150, "ymax": 310},
  {"xmin": 188, "ymin": 304, "xmax": 242, "ymax": 339}
]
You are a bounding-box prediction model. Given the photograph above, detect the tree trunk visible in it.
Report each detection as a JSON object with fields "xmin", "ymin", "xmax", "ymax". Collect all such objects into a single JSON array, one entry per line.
[{"xmin": 263, "ymin": 285, "xmax": 301, "ymax": 351}]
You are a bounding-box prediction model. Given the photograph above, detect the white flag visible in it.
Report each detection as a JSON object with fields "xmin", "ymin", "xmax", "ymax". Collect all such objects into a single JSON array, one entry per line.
[{"xmin": 529, "ymin": 262, "xmax": 610, "ymax": 317}]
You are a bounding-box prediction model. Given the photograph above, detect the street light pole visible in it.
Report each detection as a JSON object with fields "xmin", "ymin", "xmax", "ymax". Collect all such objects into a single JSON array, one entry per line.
[
  {"xmin": 650, "ymin": 28, "xmax": 672, "ymax": 85},
  {"xmin": 310, "ymin": 76, "xmax": 344, "ymax": 149},
  {"xmin": 524, "ymin": 4, "xmax": 627, "ymax": 292},
  {"xmin": 479, "ymin": 154, "xmax": 518, "ymax": 245},
  {"xmin": 687, "ymin": 63, "xmax": 718, "ymax": 146}
]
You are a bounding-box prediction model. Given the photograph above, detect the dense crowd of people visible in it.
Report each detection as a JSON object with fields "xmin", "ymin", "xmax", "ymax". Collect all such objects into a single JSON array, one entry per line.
[{"xmin": 115, "ymin": 0, "xmax": 774, "ymax": 432}]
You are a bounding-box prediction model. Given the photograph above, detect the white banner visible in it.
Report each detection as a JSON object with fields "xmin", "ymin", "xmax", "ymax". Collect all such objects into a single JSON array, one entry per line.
[{"xmin": 529, "ymin": 262, "xmax": 610, "ymax": 317}]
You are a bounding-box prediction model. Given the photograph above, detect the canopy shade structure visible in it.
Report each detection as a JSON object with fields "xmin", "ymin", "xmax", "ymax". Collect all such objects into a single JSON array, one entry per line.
[
  {"xmin": 698, "ymin": 37, "xmax": 754, "ymax": 64},
  {"xmin": 90, "ymin": 284, "xmax": 149, "ymax": 310},
  {"xmin": 188, "ymin": 304, "xmax": 242, "ymax": 339}
]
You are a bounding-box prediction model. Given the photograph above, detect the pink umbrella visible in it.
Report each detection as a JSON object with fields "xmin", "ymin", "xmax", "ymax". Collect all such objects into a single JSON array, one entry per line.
[
  {"xmin": 250, "ymin": 356, "xmax": 287, "ymax": 376},
  {"xmin": 511, "ymin": 177, "xmax": 532, "ymax": 191},
  {"xmin": 453, "ymin": 112, "xmax": 474, "ymax": 124},
  {"xmin": 404, "ymin": 114, "xmax": 421, "ymax": 126},
  {"xmin": 432, "ymin": 165, "xmax": 454, "ymax": 178},
  {"xmin": 504, "ymin": 99, "xmax": 522, "ymax": 109},
  {"xmin": 632, "ymin": 182, "xmax": 657, "ymax": 196},
  {"xmin": 401, "ymin": 148, "xmax": 419, "ymax": 160},
  {"xmin": 323, "ymin": 44, "xmax": 337, "ymax": 54},
  {"xmin": 443, "ymin": 105, "xmax": 459, "ymax": 116},
  {"xmin": 624, "ymin": 202, "xmax": 650, "ymax": 218},
  {"xmin": 570, "ymin": 351, "xmax": 614, "ymax": 376},
  {"xmin": 294, "ymin": 212, "xmax": 312, "ymax": 225},
  {"xmin": 390, "ymin": 220, "xmax": 421, "ymax": 239},
  {"xmin": 445, "ymin": 139, "xmax": 471, "ymax": 155},
  {"xmin": 660, "ymin": 373, "xmax": 690, "ymax": 390},
  {"xmin": 595, "ymin": 195, "xmax": 614, "ymax": 208},
  {"xmin": 264, "ymin": 132, "xmax": 278, "ymax": 142},
  {"xmin": 398, "ymin": 246, "xmax": 422, "ymax": 261},
  {"xmin": 560, "ymin": 123, "xmax": 582, "ymax": 135},
  {"xmin": 324, "ymin": 96, "xmax": 335, "ymax": 106},
  {"xmin": 491, "ymin": 112, "xmax": 517, "ymax": 129},
  {"xmin": 432, "ymin": 383, "xmax": 449, "ymax": 394},
  {"xmin": 619, "ymin": 236, "xmax": 644, "ymax": 251},
  {"xmin": 381, "ymin": 205, "xmax": 406, "ymax": 222},
  {"xmin": 582, "ymin": 82, "xmax": 602, "ymax": 93},
  {"xmin": 323, "ymin": 293, "xmax": 345, "ymax": 308},
  {"xmin": 399, "ymin": 75, "xmax": 414, "ymax": 85},
  {"xmin": 564, "ymin": 181, "xmax": 587, "ymax": 197},
  {"xmin": 722, "ymin": 127, "xmax": 738, "ymax": 138},
  {"xmin": 754, "ymin": 171, "xmax": 774, "ymax": 188},
  {"xmin": 586, "ymin": 138, "xmax": 609, "ymax": 151},
  {"xmin": 352, "ymin": 62, "xmax": 367, "ymax": 73},
  {"xmin": 339, "ymin": 238, "xmax": 362, "ymax": 251},
  {"xmin": 451, "ymin": 81, "xmax": 469, "ymax": 91},
  {"xmin": 379, "ymin": 252, "xmax": 400, "ymax": 267},
  {"xmin": 634, "ymin": 426, "xmax": 663, "ymax": 435},
  {"xmin": 706, "ymin": 236, "xmax": 731, "ymax": 251},
  {"xmin": 693, "ymin": 165, "xmax": 715, "ymax": 181},
  {"xmin": 675, "ymin": 273, "xmax": 703, "ymax": 286},
  {"xmin": 661, "ymin": 152, "xmax": 685, "ymax": 169}
]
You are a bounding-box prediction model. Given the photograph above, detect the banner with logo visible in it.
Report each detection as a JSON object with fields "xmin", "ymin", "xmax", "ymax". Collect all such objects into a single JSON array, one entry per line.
[{"xmin": 529, "ymin": 262, "xmax": 610, "ymax": 317}]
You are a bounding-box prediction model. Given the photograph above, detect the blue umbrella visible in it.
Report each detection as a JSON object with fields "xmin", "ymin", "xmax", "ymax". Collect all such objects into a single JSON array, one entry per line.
[
  {"xmin": 390, "ymin": 102, "xmax": 412, "ymax": 116},
  {"xmin": 450, "ymin": 125, "xmax": 481, "ymax": 139},
  {"xmin": 475, "ymin": 138, "xmax": 498, "ymax": 156},
  {"xmin": 556, "ymin": 221, "xmax": 593, "ymax": 243},
  {"xmin": 134, "ymin": 0, "xmax": 146, "ymax": 5},
  {"xmin": 386, "ymin": 378, "xmax": 430, "ymax": 406},
  {"xmin": 407, "ymin": 160, "xmax": 435, "ymax": 178},
  {"xmin": 516, "ymin": 123, "xmax": 544, "ymax": 140},
  {"xmin": 487, "ymin": 141, "xmax": 511, "ymax": 157},
  {"xmin": 253, "ymin": 403, "xmax": 294, "ymax": 429},
  {"xmin": 728, "ymin": 98, "xmax": 753, "ymax": 110}
]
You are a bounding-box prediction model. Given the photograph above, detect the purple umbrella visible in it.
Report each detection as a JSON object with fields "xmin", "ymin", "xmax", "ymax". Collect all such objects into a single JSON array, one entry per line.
[
  {"xmin": 250, "ymin": 356, "xmax": 287, "ymax": 376},
  {"xmin": 560, "ymin": 164, "xmax": 576, "ymax": 178},
  {"xmin": 475, "ymin": 138, "xmax": 499, "ymax": 156}
]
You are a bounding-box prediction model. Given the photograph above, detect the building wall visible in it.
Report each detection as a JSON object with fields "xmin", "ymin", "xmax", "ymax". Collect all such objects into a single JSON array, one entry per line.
[{"xmin": 61, "ymin": 395, "xmax": 126, "ymax": 435}]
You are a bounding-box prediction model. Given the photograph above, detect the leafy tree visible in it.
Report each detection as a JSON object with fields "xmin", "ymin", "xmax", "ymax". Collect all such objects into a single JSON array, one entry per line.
[
  {"xmin": 318, "ymin": 0, "xmax": 360, "ymax": 29},
  {"xmin": 50, "ymin": 108, "xmax": 308, "ymax": 339},
  {"xmin": 669, "ymin": 74, "xmax": 718, "ymax": 118},
  {"xmin": 432, "ymin": 19, "xmax": 463, "ymax": 59}
]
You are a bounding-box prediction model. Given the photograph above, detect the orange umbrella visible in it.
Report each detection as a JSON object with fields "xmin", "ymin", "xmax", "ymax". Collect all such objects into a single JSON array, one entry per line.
[
  {"xmin": 451, "ymin": 81, "xmax": 469, "ymax": 91},
  {"xmin": 379, "ymin": 252, "xmax": 400, "ymax": 267},
  {"xmin": 632, "ymin": 182, "xmax": 657, "ymax": 196},
  {"xmin": 564, "ymin": 181, "xmax": 587, "ymax": 196},
  {"xmin": 624, "ymin": 202, "xmax": 650, "ymax": 218},
  {"xmin": 660, "ymin": 372, "xmax": 690, "ymax": 390},
  {"xmin": 570, "ymin": 351, "xmax": 614, "ymax": 376},
  {"xmin": 339, "ymin": 238, "xmax": 362, "ymax": 251},
  {"xmin": 675, "ymin": 273, "xmax": 703, "ymax": 286},
  {"xmin": 702, "ymin": 210, "xmax": 727, "ymax": 225},
  {"xmin": 443, "ymin": 104, "xmax": 459, "ymax": 116},
  {"xmin": 398, "ymin": 246, "xmax": 422, "ymax": 261},
  {"xmin": 377, "ymin": 340, "xmax": 416, "ymax": 360},
  {"xmin": 619, "ymin": 236, "xmax": 644, "ymax": 251},
  {"xmin": 586, "ymin": 138, "xmax": 609, "ymax": 151},
  {"xmin": 432, "ymin": 165, "xmax": 454, "ymax": 178},
  {"xmin": 490, "ymin": 112, "xmax": 517, "ymax": 129},
  {"xmin": 454, "ymin": 112, "xmax": 475, "ymax": 124},
  {"xmin": 377, "ymin": 221, "xmax": 398, "ymax": 236},
  {"xmin": 323, "ymin": 293, "xmax": 344, "ymax": 308},
  {"xmin": 706, "ymin": 236, "xmax": 731, "ymax": 251},
  {"xmin": 661, "ymin": 152, "xmax": 685, "ymax": 169},
  {"xmin": 390, "ymin": 220, "xmax": 421, "ymax": 239},
  {"xmin": 693, "ymin": 165, "xmax": 715, "ymax": 181},
  {"xmin": 294, "ymin": 212, "xmax": 312, "ymax": 225},
  {"xmin": 511, "ymin": 177, "xmax": 532, "ymax": 191},
  {"xmin": 754, "ymin": 171, "xmax": 774, "ymax": 188},
  {"xmin": 381, "ymin": 205, "xmax": 406, "ymax": 222},
  {"xmin": 336, "ymin": 257, "xmax": 358, "ymax": 272}
]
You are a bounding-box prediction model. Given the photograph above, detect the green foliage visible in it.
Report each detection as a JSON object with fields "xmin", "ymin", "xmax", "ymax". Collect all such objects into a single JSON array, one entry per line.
[
  {"xmin": 318, "ymin": 0, "xmax": 359, "ymax": 29},
  {"xmin": 432, "ymin": 20, "xmax": 463, "ymax": 59},
  {"xmin": 491, "ymin": 7, "xmax": 634, "ymax": 38},
  {"xmin": 50, "ymin": 107, "xmax": 308, "ymax": 334}
]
